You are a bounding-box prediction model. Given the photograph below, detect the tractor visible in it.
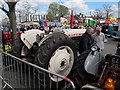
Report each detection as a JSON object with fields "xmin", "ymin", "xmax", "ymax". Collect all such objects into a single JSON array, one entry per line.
[
  {"xmin": 12, "ymin": 28, "xmax": 108, "ymax": 89},
  {"xmin": 81, "ymin": 47, "xmax": 120, "ymax": 90}
]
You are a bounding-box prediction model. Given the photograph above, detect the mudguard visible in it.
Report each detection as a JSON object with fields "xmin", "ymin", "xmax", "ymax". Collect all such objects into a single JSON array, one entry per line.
[
  {"xmin": 84, "ymin": 49, "xmax": 103, "ymax": 75},
  {"xmin": 21, "ymin": 29, "xmax": 45, "ymax": 49}
]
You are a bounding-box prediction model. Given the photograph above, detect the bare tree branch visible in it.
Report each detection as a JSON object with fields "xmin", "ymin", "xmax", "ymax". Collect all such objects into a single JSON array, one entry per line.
[
  {"xmin": 103, "ymin": 4, "xmax": 112, "ymax": 19},
  {"xmin": 17, "ymin": 1, "xmax": 32, "ymax": 22},
  {"xmin": 0, "ymin": 5, "xmax": 10, "ymax": 18},
  {"xmin": 0, "ymin": 5, "xmax": 8, "ymax": 14},
  {"xmin": 34, "ymin": 9, "xmax": 38, "ymax": 14},
  {"xmin": 91, "ymin": 8, "xmax": 103, "ymax": 19}
]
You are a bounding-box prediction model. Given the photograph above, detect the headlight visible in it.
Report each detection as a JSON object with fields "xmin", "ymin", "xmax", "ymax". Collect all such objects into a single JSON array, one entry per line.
[{"xmin": 91, "ymin": 45, "xmax": 98, "ymax": 51}]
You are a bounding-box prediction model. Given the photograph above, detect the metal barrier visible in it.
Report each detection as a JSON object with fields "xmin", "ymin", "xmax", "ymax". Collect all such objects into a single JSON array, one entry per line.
[{"xmin": 0, "ymin": 52, "xmax": 75, "ymax": 90}]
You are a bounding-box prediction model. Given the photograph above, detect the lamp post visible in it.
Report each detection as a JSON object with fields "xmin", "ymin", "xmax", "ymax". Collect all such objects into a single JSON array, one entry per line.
[
  {"xmin": 70, "ymin": 10, "xmax": 74, "ymax": 29},
  {"xmin": 4, "ymin": 0, "xmax": 19, "ymax": 50}
]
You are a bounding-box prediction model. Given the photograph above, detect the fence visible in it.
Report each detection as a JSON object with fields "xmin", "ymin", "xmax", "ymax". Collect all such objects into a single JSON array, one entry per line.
[{"xmin": 0, "ymin": 52, "xmax": 75, "ymax": 90}]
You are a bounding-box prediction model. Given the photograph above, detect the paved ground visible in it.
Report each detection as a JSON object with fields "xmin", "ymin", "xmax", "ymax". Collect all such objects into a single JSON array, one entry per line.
[{"xmin": 104, "ymin": 38, "xmax": 119, "ymax": 55}]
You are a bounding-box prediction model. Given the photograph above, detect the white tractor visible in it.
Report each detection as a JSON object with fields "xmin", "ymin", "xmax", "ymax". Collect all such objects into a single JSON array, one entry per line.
[{"xmin": 12, "ymin": 29, "xmax": 104, "ymax": 89}]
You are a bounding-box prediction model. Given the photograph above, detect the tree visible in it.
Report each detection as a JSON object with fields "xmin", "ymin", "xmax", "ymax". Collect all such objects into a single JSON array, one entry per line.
[
  {"xmin": 0, "ymin": 1, "xmax": 18, "ymax": 50},
  {"xmin": 58, "ymin": 5, "xmax": 69, "ymax": 18},
  {"xmin": 22, "ymin": 1, "xmax": 31, "ymax": 21},
  {"xmin": 103, "ymin": 4, "xmax": 112, "ymax": 19},
  {"xmin": 47, "ymin": 3, "xmax": 69, "ymax": 21},
  {"xmin": 16, "ymin": 10, "xmax": 22, "ymax": 22},
  {"xmin": 17, "ymin": 1, "xmax": 38, "ymax": 22},
  {"xmin": 17, "ymin": 1, "xmax": 32, "ymax": 22},
  {"xmin": 46, "ymin": 11, "xmax": 55, "ymax": 21},
  {"xmin": 47, "ymin": 3, "xmax": 59, "ymax": 21},
  {"xmin": 93, "ymin": 9, "xmax": 104, "ymax": 20}
]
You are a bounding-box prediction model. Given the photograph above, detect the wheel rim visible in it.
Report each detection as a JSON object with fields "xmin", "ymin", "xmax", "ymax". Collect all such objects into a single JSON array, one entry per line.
[{"xmin": 48, "ymin": 46, "xmax": 74, "ymax": 82}]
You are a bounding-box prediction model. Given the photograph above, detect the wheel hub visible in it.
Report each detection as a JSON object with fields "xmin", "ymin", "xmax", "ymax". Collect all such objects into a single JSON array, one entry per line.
[
  {"xmin": 48, "ymin": 46, "xmax": 74, "ymax": 82},
  {"xmin": 60, "ymin": 58, "xmax": 67, "ymax": 70}
]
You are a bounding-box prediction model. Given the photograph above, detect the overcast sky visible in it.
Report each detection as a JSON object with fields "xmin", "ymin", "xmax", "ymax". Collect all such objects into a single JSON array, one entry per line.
[{"xmin": 0, "ymin": 0, "xmax": 119, "ymax": 22}]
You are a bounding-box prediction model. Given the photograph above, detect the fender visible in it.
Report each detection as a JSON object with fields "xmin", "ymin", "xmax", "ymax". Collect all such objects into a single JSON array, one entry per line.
[
  {"xmin": 21, "ymin": 29, "xmax": 45, "ymax": 49},
  {"xmin": 63, "ymin": 29, "xmax": 86, "ymax": 37},
  {"xmin": 84, "ymin": 49, "xmax": 103, "ymax": 75}
]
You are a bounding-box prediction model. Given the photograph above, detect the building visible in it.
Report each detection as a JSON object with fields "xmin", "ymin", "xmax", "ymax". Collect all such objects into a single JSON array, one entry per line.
[{"xmin": 16, "ymin": 13, "xmax": 47, "ymax": 23}]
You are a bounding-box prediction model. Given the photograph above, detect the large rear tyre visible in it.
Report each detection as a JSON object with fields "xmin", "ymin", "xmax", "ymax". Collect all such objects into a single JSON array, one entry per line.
[{"xmin": 34, "ymin": 32, "xmax": 77, "ymax": 89}]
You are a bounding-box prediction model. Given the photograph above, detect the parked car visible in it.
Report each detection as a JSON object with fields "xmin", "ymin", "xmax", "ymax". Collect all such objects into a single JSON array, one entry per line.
[
  {"xmin": 112, "ymin": 24, "xmax": 120, "ymax": 39},
  {"xmin": 102, "ymin": 24, "xmax": 113, "ymax": 37}
]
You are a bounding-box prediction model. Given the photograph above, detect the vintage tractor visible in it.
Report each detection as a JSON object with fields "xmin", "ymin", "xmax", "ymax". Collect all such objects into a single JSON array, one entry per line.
[
  {"xmin": 81, "ymin": 44, "xmax": 120, "ymax": 90},
  {"xmin": 12, "ymin": 29, "xmax": 105, "ymax": 89}
]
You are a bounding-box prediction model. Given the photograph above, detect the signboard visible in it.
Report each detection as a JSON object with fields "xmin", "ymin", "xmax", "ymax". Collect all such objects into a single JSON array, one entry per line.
[{"xmin": 48, "ymin": 22, "xmax": 61, "ymax": 26}]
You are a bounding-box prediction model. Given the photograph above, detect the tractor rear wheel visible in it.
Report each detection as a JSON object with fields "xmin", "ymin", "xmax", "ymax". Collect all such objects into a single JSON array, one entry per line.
[{"xmin": 34, "ymin": 32, "xmax": 77, "ymax": 89}]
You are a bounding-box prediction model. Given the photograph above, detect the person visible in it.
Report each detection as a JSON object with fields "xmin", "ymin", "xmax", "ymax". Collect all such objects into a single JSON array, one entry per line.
[
  {"xmin": 116, "ymin": 43, "xmax": 120, "ymax": 55},
  {"xmin": 92, "ymin": 27, "xmax": 106, "ymax": 58},
  {"xmin": 20, "ymin": 25, "xmax": 26, "ymax": 32},
  {"xmin": 79, "ymin": 27, "xmax": 94, "ymax": 54},
  {"xmin": 73, "ymin": 24, "xmax": 79, "ymax": 29},
  {"xmin": 92, "ymin": 27, "xmax": 105, "ymax": 50}
]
